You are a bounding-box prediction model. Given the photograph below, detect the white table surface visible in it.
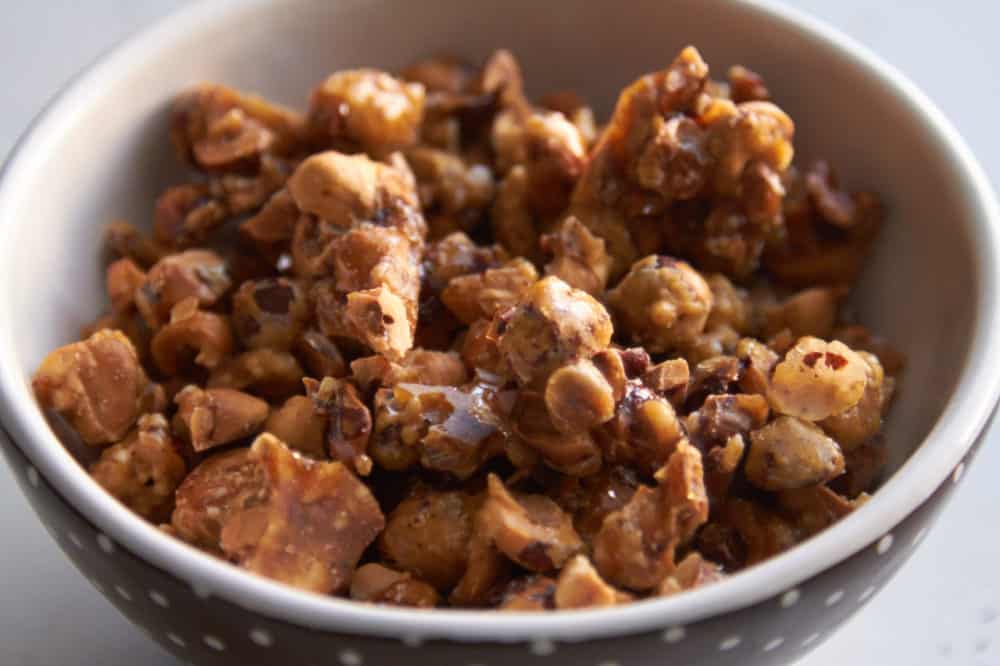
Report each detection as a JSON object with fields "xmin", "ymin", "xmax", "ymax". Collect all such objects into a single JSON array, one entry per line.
[{"xmin": 1, "ymin": 2, "xmax": 997, "ymax": 664}]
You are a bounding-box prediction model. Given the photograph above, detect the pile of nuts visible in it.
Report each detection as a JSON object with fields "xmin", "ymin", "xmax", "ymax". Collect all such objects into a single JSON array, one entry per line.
[{"xmin": 32, "ymin": 46, "xmax": 902, "ymax": 609}]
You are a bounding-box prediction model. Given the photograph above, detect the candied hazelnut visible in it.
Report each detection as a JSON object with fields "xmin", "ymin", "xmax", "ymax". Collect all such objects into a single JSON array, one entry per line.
[
  {"xmin": 171, "ymin": 447, "xmax": 268, "ymax": 553},
  {"xmin": 540, "ymin": 216, "xmax": 612, "ymax": 296},
  {"xmin": 768, "ymin": 337, "xmax": 868, "ymax": 420},
  {"xmin": 745, "ymin": 416, "xmax": 845, "ymax": 490},
  {"xmin": 231, "ymin": 278, "xmax": 309, "ymax": 350},
  {"xmin": 728, "ymin": 65, "xmax": 770, "ymax": 103},
  {"xmin": 106, "ymin": 258, "xmax": 146, "ymax": 314},
  {"xmin": 173, "ymin": 386, "xmax": 269, "ymax": 452},
  {"xmin": 220, "ymin": 434, "xmax": 384, "ymax": 594},
  {"xmin": 597, "ymin": 381, "xmax": 686, "ymax": 476},
  {"xmin": 481, "ymin": 475, "xmax": 583, "ymax": 573},
  {"xmin": 686, "ymin": 393, "xmax": 769, "ymax": 448},
  {"xmin": 607, "ymin": 256, "xmax": 713, "ymax": 353},
  {"xmin": 150, "ymin": 300, "xmax": 234, "ymax": 376},
  {"xmin": 657, "ymin": 552, "xmax": 725, "ymax": 597},
  {"xmin": 544, "ymin": 359, "xmax": 617, "ymax": 433},
  {"xmin": 511, "ymin": 390, "xmax": 603, "ymax": 477},
  {"xmin": 33, "ymin": 330, "xmax": 150, "ymax": 446},
  {"xmin": 135, "ymin": 249, "xmax": 230, "ymax": 329},
  {"xmin": 105, "ymin": 221, "xmax": 165, "ymax": 267},
  {"xmin": 153, "ymin": 184, "xmax": 228, "ymax": 249},
  {"xmin": 593, "ymin": 441, "xmax": 708, "ymax": 591},
  {"xmin": 762, "ymin": 287, "xmax": 845, "ymax": 340},
  {"xmin": 90, "ymin": 414, "xmax": 186, "ymax": 520},
  {"xmin": 736, "ymin": 337, "xmax": 779, "ymax": 395},
  {"xmin": 378, "ymin": 489, "xmax": 478, "ymax": 591},
  {"xmin": 441, "ymin": 257, "xmax": 538, "ymax": 325},
  {"xmin": 265, "ymin": 394, "xmax": 327, "ymax": 459},
  {"xmin": 296, "ymin": 329, "xmax": 348, "ymax": 379},
  {"xmin": 241, "ymin": 188, "xmax": 299, "ymax": 247},
  {"xmin": 819, "ymin": 352, "xmax": 886, "ymax": 450},
  {"xmin": 208, "ymin": 349, "xmax": 304, "ymax": 401},
  {"xmin": 308, "ymin": 69, "xmax": 425, "ymax": 154},
  {"xmin": 305, "ymin": 377, "xmax": 372, "ymax": 475},
  {"xmin": 496, "ymin": 276, "xmax": 613, "ymax": 386},
  {"xmin": 642, "ymin": 358, "xmax": 690, "ymax": 406}
]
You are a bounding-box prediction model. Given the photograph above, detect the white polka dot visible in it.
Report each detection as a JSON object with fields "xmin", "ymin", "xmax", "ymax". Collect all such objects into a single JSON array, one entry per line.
[
  {"xmin": 249, "ymin": 628, "xmax": 273, "ymax": 647},
  {"xmin": 780, "ymin": 588, "xmax": 801, "ymax": 608},
  {"xmin": 192, "ymin": 583, "xmax": 211, "ymax": 599},
  {"xmin": 67, "ymin": 531, "xmax": 83, "ymax": 549},
  {"xmin": 763, "ymin": 637, "xmax": 785, "ymax": 652},
  {"xmin": 953, "ymin": 462, "xmax": 966, "ymax": 484},
  {"xmin": 912, "ymin": 527, "xmax": 929, "ymax": 547},
  {"xmin": 204, "ymin": 635, "xmax": 226, "ymax": 652},
  {"xmin": 825, "ymin": 590, "xmax": 844, "ymax": 607},
  {"xmin": 467, "ymin": 663, "xmax": 486, "ymax": 666},
  {"xmin": 97, "ymin": 534, "xmax": 115, "ymax": 554},
  {"xmin": 401, "ymin": 633, "xmax": 424, "ymax": 647},
  {"xmin": 149, "ymin": 590, "xmax": 170, "ymax": 608},
  {"xmin": 858, "ymin": 586, "xmax": 877, "ymax": 602},
  {"xmin": 115, "ymin": 585, "xmax": 132, "ymax": 601},
  {"xmin": 26, "ymin": 465, "xmax": 39, "ymax": 488},
  {"xmin": 339, "ymin": 649, "xmax": 363, "ymax": 666},
  {"xmin": 876, "ymin": 534, "xmax": 894, "ymax": 555},
  {"xmin": 719, "ymin": 635, "xmax": 742, "ymax": 651},
  {"xmin": 662, "ymin": 626, "xmax": 686, "ymax": 643},
  {"xmin": 531, "ymin": 638, "xmax": 556, "ymax": 656},
  {"xmin": 167, "ymin": 633, "xmax": 186, "ymax": 648},
  {"xmin": 802, "ymin": 633, "xmax": 821, "ymax": 647},
  {"xmin": 598, "ymin": 661, "xmax": 622, "ymax": 666}
]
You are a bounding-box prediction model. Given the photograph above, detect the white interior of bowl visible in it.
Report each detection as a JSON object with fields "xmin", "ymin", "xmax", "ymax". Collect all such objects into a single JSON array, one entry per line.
[{"xmin": 0, "ymin": 0, "xmax": 998, "ymax": 642}]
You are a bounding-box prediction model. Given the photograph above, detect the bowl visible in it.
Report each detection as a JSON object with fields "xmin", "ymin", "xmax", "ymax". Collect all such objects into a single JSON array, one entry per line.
[{"xmin": 1, "ymin": 0, "xmax": 999, "ymax": 664}]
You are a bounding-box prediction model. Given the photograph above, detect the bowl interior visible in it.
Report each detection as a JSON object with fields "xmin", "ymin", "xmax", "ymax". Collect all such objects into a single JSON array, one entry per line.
[{"xmin": 0, "ymin": 0, "xmax": 992, "ymax": 641}]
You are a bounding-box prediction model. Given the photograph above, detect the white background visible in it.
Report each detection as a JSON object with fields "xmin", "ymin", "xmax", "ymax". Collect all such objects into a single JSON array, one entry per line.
[{"xmin": 0, "ymin": 2, "xmax": 997, "ymax": 664}]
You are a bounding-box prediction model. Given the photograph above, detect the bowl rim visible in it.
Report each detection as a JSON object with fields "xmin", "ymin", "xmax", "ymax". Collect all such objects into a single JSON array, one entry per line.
[{"xmin": 1, "ymin": 0, "xmax": 999, "ymax": 644}]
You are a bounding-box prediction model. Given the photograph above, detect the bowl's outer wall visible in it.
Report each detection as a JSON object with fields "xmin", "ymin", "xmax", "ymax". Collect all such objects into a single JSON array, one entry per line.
[{"xmin": 1, "ymin": 411, "xmax": 989, "ymax": 666}]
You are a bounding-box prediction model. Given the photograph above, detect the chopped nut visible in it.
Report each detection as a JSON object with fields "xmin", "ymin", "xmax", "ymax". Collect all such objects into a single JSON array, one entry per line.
[
  {"xmin": 511, "ymin": 389, "xmax": 603, "ymax": 476},
  {"xmin": 544, "ymin": 359, "xmax": 617, "ymax": 433},
  {"xmin": 540, "ymin": 216, "xmax": 611, "ymax": 296},
  {"xmin": 687, "ymin": 393, "xmax": 769, "ymax": 448},
  {"xmin": 33, "ymin": 330, "xmax": 150, "ymax": 446},
  {"xmin": 593, "ymin": 441, "xmax": 708, "ymax": 591},
  {"xmin": 350, "ymin": 563, "xmax": 439, "ymax": 608},
  {"xmin": 173, "ymin": 386, "xmax": 269, "ymax": 452},
  {"xmin": 208, "ymin": 349, "xmax": 304, "ymax": 401},
  {"xmin": 305, "ymin": 377, "xmax": 372, "ymax": 475},
  {"xmin": 597, "ymin": 381, "xmax": 686, "ymax": 476},
  {"xmin": 642, "ymin": 358, "xmax": 690, "ymax": 406},
  {"xmin": 90, "ymin": 414, "xmax": 186, "ymax": 520},
  {"xmin": 481, "ymin": 475, "xmax": 583, "ymax": 572},
  {"xmin": 153, "ymin": 184, "xmax": 228, "ymax": 249},
  {"xmin": 295, "ymin": 329, "xmax": 348, "ymax": 379},
  {"xmin": 762, "ymin": 287, "xmax": 845, "ymax": 340},
  {"xmin": 746, "ymin": 415, "xmax": 845, "ymax": 490},
  {"xmin": 106, "ymin": 258, "xmax": 146, "ymax": 314},
  {"xmin": 351, "ymin": 349, "xmax": 468, "ymax": 392},
  {"xmin": 220, "ymin": 434, "xmax": 384, "ymax": 594},
  {"xmin": 657, "ymin": 552, "xmax": 724, "ymax": 596},
  {"xmin": 555, "ymin": 555, "xmax": 631, "ymax": 609},
  {"xmin": 499, "ymin": 575, "xmax": 557, "ymax": 611},
  {"xmin": 441, "ymin": 257, "xmax": 538, "ymax": 325},
  {"xmin": 171, "ymin": 447, "xmax": 268, "ymax": 553}
]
